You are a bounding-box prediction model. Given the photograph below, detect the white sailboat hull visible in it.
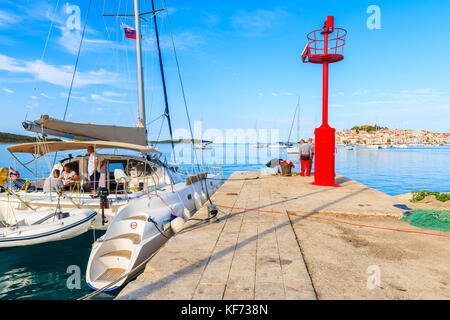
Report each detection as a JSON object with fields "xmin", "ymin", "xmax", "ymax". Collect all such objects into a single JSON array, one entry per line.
[
  {"xmin": 85, "ymin": 176, "xmax": 223, "ymax": 291},
  {"xmin": 287, "ymin": 146, "xmax": 300, "ymax": 154}
]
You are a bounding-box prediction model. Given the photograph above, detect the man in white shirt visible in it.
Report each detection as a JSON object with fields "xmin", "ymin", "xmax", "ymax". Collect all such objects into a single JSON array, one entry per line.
[
  {"xmin": 44, "ymin": 169, "xmax": 65, "ymax": 193},
  {"xmin": 60, "ymin": 165, "xmax": 79, "ymax": 190},
  {"xmin": 87, "ymin": 146, "xmax": 106, "ymax": 195}
]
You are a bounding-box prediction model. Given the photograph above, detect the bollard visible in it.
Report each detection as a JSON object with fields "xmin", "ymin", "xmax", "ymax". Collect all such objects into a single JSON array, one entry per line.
[{"xmin": 207, "ymin": 205, "xmax": 218, "ymax": 223}]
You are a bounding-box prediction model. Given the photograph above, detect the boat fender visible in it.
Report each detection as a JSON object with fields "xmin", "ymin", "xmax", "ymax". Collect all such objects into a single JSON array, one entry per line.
[
  {"xmin": 170, "ymin": 217, "xmax": 186, "ymax": 234},
  {"xmin": 183, "ymin": 207, "xmax": 192, "ymax": 220},
  {"xmin": 200, "ymin": 191, "xmax": 207, "ymax": 203},
  {"xmin": 193, "ymin": 193, "xmax": 202, "ymax": 210}
]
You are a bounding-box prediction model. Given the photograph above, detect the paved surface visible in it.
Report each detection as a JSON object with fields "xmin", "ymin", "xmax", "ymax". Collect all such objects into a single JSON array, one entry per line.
[{"xmin": 117, "ymin": 171, "xmax": 424, "ymax": 300}]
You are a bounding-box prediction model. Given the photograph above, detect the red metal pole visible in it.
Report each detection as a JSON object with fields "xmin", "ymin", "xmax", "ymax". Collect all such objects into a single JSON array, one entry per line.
[
  {"xmin": 323, "ymin": 62, "xmax": 329, "ymax": 126},
  {"xmin": 312, "ymin": 19, "xmax": 339, "ymax": 187},
  {"xmin": 323, "ymin": 29, "xmax": 329, "ymax": 126}
]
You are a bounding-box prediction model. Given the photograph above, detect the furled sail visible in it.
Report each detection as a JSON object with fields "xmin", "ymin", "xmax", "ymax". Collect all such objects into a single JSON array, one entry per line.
[{"xmin": 23, "ymin": 115, "xmax": 147, "ymax": 146}]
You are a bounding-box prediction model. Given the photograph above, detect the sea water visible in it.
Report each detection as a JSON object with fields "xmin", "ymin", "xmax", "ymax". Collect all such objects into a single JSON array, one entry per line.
[{"xmin": 0, "ymin": 143, "xmax": 449, "ymax": 300}]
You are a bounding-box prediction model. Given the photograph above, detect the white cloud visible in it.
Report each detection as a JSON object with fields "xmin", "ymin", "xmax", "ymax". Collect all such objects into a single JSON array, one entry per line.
[
  {"xmin": 3, "ymin": 88, "xmax": 13, "ymax": 93},
  {"xmin": 353, "ymin": 90, "xmax": 369, "ymax": 95},
  {"xmin": 0, "ymin": 54, "xmax": 119, "ymax": 88},
  {"xmin": 102, "ymin": 91, "xmax": 124, "ymax": 98},
  {"xmin": 57, "ymin": 27, "xmax": 114, "ymax": 55},
  {"xmin": 0, "ymin": 10, "xmax": 21, "ymax": 28},
  {"xmin": 231, "ymin": 8, "xmax": 288, "ymax": 37},
  {"xmin": 91, "ymin": 94, "xmax": 128, "ymax": 104},
  {"xmin": 353, "ymin": 88, "xmax": 449, "ymax": 107},
  {"xmin": 271, "ymin": 92, "xmax": 293, "ymax": 97}
]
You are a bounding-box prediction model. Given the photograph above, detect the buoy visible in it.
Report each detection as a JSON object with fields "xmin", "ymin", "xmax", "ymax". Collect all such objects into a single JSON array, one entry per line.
[{"xmin": 170, "ymin": 217, "xmax": 186, "ymax": 234}]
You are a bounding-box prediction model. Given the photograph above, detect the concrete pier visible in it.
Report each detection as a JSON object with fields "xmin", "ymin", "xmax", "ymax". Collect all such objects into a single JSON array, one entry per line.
[{"xmin": 117, "ymin": 172, "xmax": 450, "ymax": 300}]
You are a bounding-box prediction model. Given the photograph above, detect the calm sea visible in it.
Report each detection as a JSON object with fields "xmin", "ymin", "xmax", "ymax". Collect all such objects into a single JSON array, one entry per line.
[{"xmin": 0, "ymin": 143, "xmax": 449, "ymax": 300}]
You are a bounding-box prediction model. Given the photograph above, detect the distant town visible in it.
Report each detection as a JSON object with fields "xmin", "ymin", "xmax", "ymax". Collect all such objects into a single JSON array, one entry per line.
[{"xmin": 336, "ymin": 124, "xmax": 450, "ymax": 146}]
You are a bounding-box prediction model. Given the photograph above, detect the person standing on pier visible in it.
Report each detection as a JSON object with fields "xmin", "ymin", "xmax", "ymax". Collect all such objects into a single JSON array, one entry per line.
[
  {"xmin": 300, "ymin": 140, "xmax": 313, "ymax": 176},
  {"xmin": 308, "ymin": 138, "xmax": 315, "ymax": 174}
]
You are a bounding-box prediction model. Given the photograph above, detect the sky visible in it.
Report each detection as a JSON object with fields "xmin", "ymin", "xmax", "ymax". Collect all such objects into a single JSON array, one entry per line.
[{"xmin": 0, "ymin": 0, "xmax": 449, "ymax": 143}]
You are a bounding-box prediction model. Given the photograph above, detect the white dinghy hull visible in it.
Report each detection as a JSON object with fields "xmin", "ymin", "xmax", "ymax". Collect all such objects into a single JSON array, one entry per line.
[{"xmin": 0, "ymin": 209, "xmax": 97, "ymax": 248}]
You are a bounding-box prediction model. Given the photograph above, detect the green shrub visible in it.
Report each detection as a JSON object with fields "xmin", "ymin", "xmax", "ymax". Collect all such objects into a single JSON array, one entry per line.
[{"xmin": 411, "ymin": 190, "xmax": 450, "ymax": 203}]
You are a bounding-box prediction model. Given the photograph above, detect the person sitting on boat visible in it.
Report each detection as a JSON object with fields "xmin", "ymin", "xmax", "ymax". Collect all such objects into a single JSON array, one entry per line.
[
  {"xmin": 300, "ymin": 140, "xmax": 313, "ymax": 177},
  {"xmin": 9, "ymin": 167, "xmax": 33, "ymax": 192},
  {"xmin": 60, "ymin": 165, "xmax": 79, "ymax": 190},
  {"xmin": 44, "ymin": 169, "xmax": 65, "ymax": 193},
  {"xmin": 87, "ymin": 146, "xmax": 106, "ymax": 195}
]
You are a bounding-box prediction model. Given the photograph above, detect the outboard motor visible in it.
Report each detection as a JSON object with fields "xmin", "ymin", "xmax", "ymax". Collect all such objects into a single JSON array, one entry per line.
[{"xmin": 98, "ymin": 188, "xmax": 109, "ymax": 226}]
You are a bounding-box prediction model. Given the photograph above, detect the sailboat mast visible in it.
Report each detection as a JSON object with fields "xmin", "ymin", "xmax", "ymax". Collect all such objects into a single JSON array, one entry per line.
[{"xmin": 133, "ymin": 0, "xmax": 146, "ymax": 137}]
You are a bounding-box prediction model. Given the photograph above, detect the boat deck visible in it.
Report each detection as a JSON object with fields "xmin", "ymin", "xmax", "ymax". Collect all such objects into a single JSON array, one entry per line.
[{"xmin": 115, "ymin": 171, "xmax": 420, "ymax": 300}]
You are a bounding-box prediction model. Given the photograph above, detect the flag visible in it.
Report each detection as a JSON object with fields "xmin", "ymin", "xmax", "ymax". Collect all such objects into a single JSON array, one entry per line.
[
  {"xmin": 9, "ymin": 167, "xmax": 19, "ymax": 179},
  {"xmin": 122, "ymin": 23, "xmax": 142, "ymax": 40}
]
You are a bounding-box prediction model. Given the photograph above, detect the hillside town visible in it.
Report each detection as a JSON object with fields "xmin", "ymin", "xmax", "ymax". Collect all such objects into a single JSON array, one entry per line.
[{"xmin": 335, "ymin": 124, "xmax": 450, "ymax": 146}]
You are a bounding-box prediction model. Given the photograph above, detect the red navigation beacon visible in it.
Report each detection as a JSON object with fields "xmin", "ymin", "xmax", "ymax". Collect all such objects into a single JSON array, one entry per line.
[{"xmin": 301, "ymin": 16, "xmax": 347, "ymax": 187}]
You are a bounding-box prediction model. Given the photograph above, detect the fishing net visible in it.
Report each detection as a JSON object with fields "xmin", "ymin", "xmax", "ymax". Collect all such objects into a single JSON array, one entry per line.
[{"xmin": 402, "ymin": 209, "xmax": 450, "ymax": 232}]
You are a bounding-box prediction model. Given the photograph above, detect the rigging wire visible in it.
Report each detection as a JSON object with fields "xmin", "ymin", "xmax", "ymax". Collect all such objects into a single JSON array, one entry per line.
[
  {"xmin": 161, "ymin": 0, "xmax": 214, "ymax": 205},
  {"xmin": 62, "ymin": 0, "xmax": 93, "ymax": 121},
  {"xmin": 24, "ymin": 0, "xmax": 61, "ymax": 122},
  {"xmin": 51, "ymin": 0, "xmax": 92, "ymax": 167},
  {"xmin": 160, "ymin": 0, "xmax": 199, "ymax": 167}
]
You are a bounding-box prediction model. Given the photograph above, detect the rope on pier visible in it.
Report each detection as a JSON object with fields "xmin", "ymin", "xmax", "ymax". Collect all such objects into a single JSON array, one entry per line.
[{"xmin": 211, "ymin": 204, "xmax": 450, "ymax": 239}]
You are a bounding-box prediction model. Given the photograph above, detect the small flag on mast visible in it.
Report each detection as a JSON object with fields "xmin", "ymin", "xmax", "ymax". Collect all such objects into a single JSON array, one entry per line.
[{"xmin": 122, "ymin": 23, "xmax": 142, "ymax": 40}]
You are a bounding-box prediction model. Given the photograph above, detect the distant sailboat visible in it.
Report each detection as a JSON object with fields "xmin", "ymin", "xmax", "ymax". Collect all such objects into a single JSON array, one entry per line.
[
  {"xmin": 251, "ymin": 119, "xmax": 268, "ymax": 148},
  {"xmin": 287, "ymin": 98, "xmax": 301, "ymax": 154}
]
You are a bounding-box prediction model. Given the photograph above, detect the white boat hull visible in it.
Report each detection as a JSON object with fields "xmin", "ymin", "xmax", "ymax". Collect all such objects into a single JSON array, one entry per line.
[
  {"xmin": 0, "ymin": 209, "xmax": 96, "ymax": 248},
  {"xmin": 287, "ymin": 146, "xmax": 300, "ymax": 154},
  {"xmin": 86, "ymin": 176, "xmax": 223, "ymax": 291}
]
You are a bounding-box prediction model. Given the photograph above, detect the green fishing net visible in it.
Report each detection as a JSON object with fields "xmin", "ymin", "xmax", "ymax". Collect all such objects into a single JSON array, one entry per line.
[{"xmin": 402, "ymin": 209, "xmax": 450, "ymax": 232}]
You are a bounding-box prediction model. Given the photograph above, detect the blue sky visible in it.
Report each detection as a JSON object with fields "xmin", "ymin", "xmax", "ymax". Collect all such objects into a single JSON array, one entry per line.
[{"xmin": 0, "ymin": 0, "xmax": 449, "ymax": 142}]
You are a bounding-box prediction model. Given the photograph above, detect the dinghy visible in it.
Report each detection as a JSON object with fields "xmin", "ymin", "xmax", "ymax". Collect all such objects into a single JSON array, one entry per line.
[{"xmin": 0, "ymin": 207, "xmax": 96, "ymax": 248}]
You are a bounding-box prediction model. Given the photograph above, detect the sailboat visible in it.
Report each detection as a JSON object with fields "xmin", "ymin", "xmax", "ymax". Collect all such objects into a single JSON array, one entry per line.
[
  {"xmin": 287, "ymin": 98, "xmax": 301, "ymax": 154},
  {"xmin": 251, "ymin": 119, "xmax": 268, "ymax": 148},
  {"xmin": 0, "ymin": 0, "xmax": 224, "ymax": 291},
  {"xmin": 192, "ymin": 140, "xmax": 213, "ymax": 150}
]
